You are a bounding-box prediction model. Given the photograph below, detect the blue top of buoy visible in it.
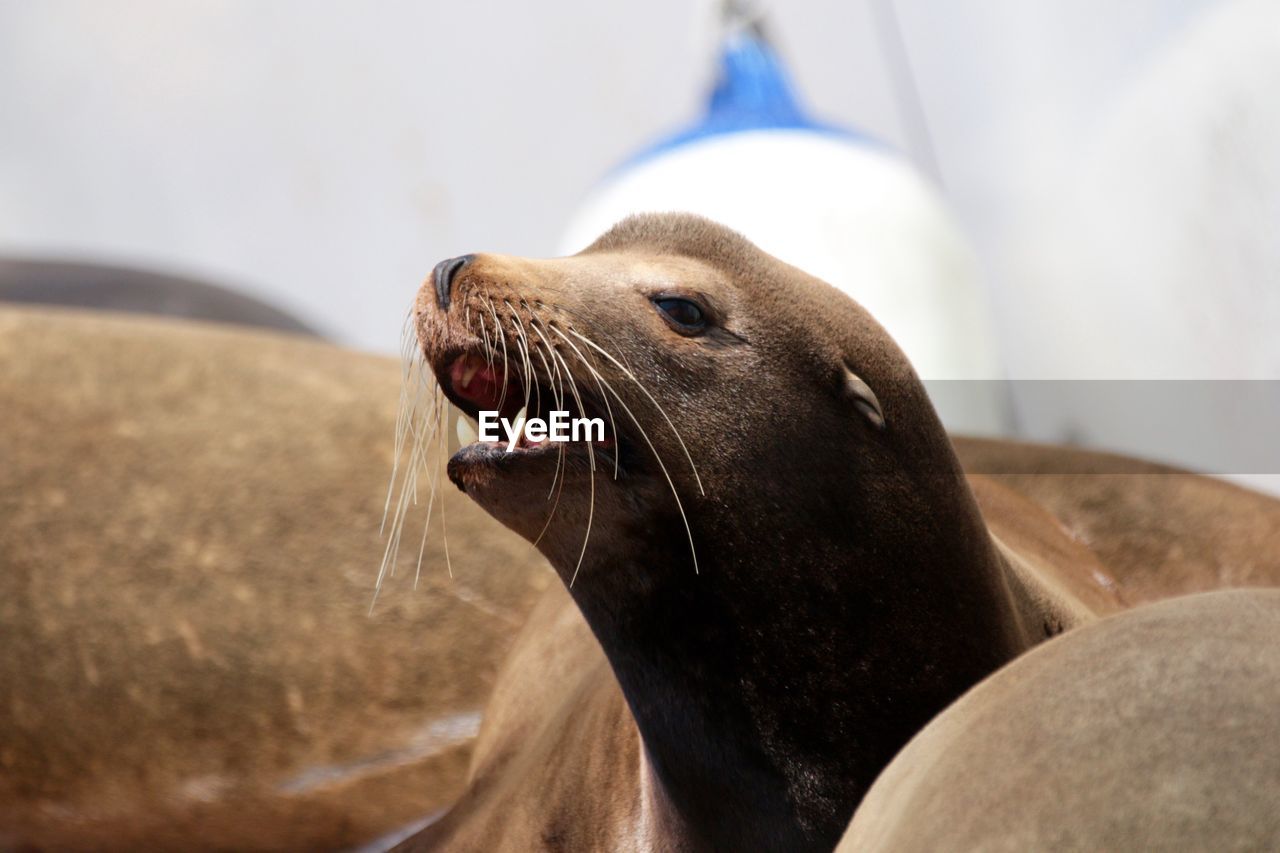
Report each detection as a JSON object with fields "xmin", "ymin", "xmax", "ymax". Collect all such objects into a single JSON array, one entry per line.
[{"xmin": 618, "ymin": 29, "xmax": 867, "ymax": 170}]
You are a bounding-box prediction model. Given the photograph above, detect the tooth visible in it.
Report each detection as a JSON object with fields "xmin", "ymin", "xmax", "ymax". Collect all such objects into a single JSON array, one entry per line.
[
  {"xmin": 460, "ymin": 361, "xmax": 480, "ymax": 389},
  {"xmin": 507, "ymin": 406, "xmax": 527, "ymax": 453},
  {"xmin": 456, "ymin": 414, "xmax": 478, "ymax": 446}
]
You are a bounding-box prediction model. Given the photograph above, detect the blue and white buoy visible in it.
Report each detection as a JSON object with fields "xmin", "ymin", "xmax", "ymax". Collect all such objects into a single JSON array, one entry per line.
[{"xmin": 560, "ymin": 14, "xmax": 1008, "ymax": 434}]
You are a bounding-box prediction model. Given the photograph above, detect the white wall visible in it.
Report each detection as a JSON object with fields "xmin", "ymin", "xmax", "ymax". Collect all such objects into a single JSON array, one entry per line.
[
  {"xmin": 3, "ymin": 0, "xmax": 1277, "ymax": 487},
  {"xmin": 0, "ymin": 0, "xmax": 908, "ymax": 350}
]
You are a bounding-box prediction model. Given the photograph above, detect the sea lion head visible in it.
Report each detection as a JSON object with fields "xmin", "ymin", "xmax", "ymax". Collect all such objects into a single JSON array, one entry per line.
[
  {"xmin": 411, "ymin": 213, "xmax": 1013, "ymax": 849},
  {"xmin": 414, "ymin": 212, "xmax": 958, "ymax": 584}
]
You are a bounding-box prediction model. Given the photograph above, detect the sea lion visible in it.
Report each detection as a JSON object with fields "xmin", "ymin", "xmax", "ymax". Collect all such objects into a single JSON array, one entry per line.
[
  {"xmin": 0, "ymin": 256, "xmax": 319, "ymax": 336},
  {"xmin": 394, "ymin": 213, "xmax": 1145, "ymax": 851},
  {"xmin": 0, "ymin": 306, "xmax": 550, "ymax": 850},
  {"xmin": 839, "ymin": 588, "xmax": 1280, "ymax": 851},
  {"xmin": 955, "ymin": 436, "xmax": 1280, "ymax": 603}
]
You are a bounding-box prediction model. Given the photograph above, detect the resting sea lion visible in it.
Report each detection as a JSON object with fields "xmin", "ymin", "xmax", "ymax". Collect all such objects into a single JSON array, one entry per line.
[
  {"xmin": 0, "ymin": 256, "xmax": 319, "ymax": 336},
  {"xmin": 839, "ymin": 588, "xmax": 1280, "ymax": 851},
  {"xmin": 955, "ymin": 436, "xmax": 1280, "ymax": 603},
  {"xmin": 395, "ymin": 213, "xmax": 1149, "ymax": 851},
  {"xmin": 0, "ymin": 307, "xmax": 550, "ymax": 850}
]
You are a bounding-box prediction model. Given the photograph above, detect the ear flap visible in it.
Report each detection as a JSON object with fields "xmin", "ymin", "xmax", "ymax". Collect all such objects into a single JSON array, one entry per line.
[{"xmin": 843, "ymin": 362, "xmax": 886, "ymax": 429}]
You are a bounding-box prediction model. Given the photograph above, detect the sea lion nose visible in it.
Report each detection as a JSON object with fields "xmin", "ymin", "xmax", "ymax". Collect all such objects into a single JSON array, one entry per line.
[{"xmin": 432, "ymin": 254, "xmax": 474, "ymax": 310}]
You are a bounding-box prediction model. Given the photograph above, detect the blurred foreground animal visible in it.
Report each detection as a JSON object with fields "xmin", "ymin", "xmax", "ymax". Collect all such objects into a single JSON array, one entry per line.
[
  {"xmin": 0, "ymin": 306, "xmax": 550, "ymax": 850},
  {"xmin": 840, "ymin": 588, "xmax": 1280, "ymax": 851}
]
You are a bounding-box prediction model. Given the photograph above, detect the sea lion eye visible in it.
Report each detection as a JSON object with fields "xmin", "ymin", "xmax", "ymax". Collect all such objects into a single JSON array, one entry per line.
[{"xmin": 653, "ymin": 297, "xmax": 707, "ymax": 333}]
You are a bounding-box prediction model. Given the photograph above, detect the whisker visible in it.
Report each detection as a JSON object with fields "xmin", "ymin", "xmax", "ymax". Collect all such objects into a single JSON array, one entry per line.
[
  {"xmin": 376, "ymin": 299, "xmax": 454, "ymax": 611},
  {"xmin": 549, "ymin": 326, "xmax": 621, "ymax": 479},
  {"xmin": 373, "ymin": 388, "xmax": 441, "ymax": 611},
  {"xmin": 440, "ymin": 425, "xmax": 454, "ymax": 581},
  {"xmin": 482, "ymin": 295, "xmax": 512, "ymax": 413},
  {"xmin": 553, "ymin": 326, "xmax": 700, "ymax": 575},
  {"xmin": 477, "ymin": 313, "xmax": 494, "ymax": 371},
  {"xmin": 515, "ymin": 336, "xmax": 533, "ymax": 411},
  {"xmin": 527, "ymin": 316, "xmax": 569, "ymax": 499},
  {"xmin": 564, "ymin": 326, "xmax": 705, "ymax": 496},
  {"xmin": 534, "ymin": 301, "xmax": 639, "ymax": 374},
  {"xmin": 506, "ymin": 302, "xmax": 536, "ymax": 411},
  {"xmin": 413, "ymin": 395, "xmax": 448, "ymax": 588},
  {"xmin": 546, "ymin": 344, "xmax": 597, "ymax": 586},
  {"xmin": 382, "ymin": 310, "xmax": 420, "ymax": 535},
  {"xmin": 381, "ymin": 348, "xmax": 427, "ymax": 573},
  {"xmin": 530, "ymin": 445, "xmax": 567, "ymax": 548},
  {"xmin": 525, "ymin": 312, "xmax": 575, "ymax": 534}
]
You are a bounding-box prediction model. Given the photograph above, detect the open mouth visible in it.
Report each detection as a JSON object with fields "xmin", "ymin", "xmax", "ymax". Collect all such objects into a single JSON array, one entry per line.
[{"xmin": 433, "ymin": 349, "xmax": 619, "ymax": 462}]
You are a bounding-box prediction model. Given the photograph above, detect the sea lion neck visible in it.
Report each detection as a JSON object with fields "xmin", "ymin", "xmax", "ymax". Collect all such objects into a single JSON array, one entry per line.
[{"xmin": 553, "ymin": 442, "xmax": 1030, "ymax": 851}]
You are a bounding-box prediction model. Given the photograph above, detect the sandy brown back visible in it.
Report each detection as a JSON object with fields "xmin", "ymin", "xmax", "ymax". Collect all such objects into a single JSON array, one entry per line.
[
  {"xmin": 967, "ymin": 475, "xmax": 1127, "ymax": 632},
  {"xmin": 0, "ymin": 307, "xmax": 550, "ymax": 850},
  {"xmin": 840, "ymin": 588, "xmax": 1280, "ymax": 851},
  {"xmin": 957, "ymin": 436, "xmax": 1280, "ymax": 602}
]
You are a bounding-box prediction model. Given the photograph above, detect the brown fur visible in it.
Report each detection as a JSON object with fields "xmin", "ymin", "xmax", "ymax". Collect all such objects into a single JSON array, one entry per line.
[
  {"xmin": 840, "ymin": 588, "xmax": 1280, "ymax": 851},
  {"xmin": 399, "ymin": 214, "xmax": 1212, "ymax": 851},
  {"xmin": 957, "ymin": 436, "xmax": 1280, "ymax": 601},
  {"xmin": 0, "ymin": 307, "xmax": 552, "ymax": 850}
]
